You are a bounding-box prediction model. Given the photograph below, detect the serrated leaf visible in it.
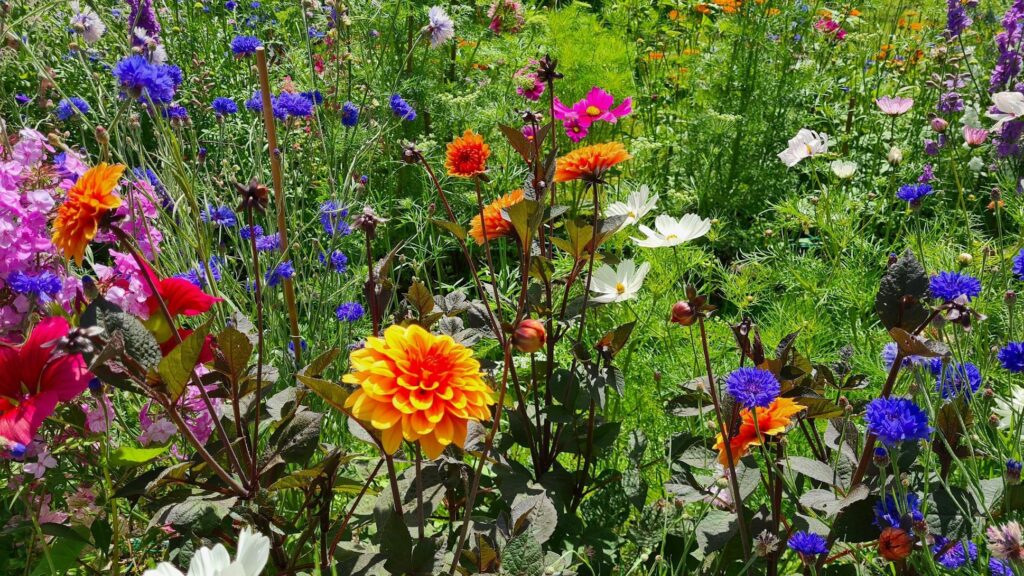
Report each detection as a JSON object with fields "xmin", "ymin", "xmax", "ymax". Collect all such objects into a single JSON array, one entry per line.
[
  {"xmin": 501, "ymin": 531, "xmax": 544, "ymax": 576},
  {"xmin": 157, "ymin": 319, "xmax": 213, "ymax": 401}
]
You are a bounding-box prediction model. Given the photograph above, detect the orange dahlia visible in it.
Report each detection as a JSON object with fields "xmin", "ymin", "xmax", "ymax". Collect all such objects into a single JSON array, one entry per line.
[
  {"xmin": 714, "ymin": 397, "xmax": 805, "ymax": 466},
  {"xmin": 469, "ymin": 188, "xmax": 524, "ymax": 244},
  {"xmin": 52, "ymin": 163, "xmax": 126, "ymax": 264},
  {"xmin": 445, "ymin": 129, "xmax": 491, "ymax": 178},
  {"xmin": 554, "ymin": 142, "xmax": 631, "ymax": 183},
  {"xmin": 343, "ymin": 324, "xmax": 495, "ymax": 459}
]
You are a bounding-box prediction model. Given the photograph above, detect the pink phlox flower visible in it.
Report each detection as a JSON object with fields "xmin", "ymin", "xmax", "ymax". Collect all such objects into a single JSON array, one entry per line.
[
  {"xmin": 24, "ymin": 445, "xmax": 57, "ymax": 479},
  {"xmin": 82, "ymin": 391, "xmax": 115, "ymax": 434}
]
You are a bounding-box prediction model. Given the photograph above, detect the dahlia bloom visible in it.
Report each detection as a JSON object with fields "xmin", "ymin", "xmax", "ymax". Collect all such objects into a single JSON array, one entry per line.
[
  {"xmin": 445, "ymin": 129, "xmax": 491, "ymax": 178},
  {"xmin": 343, "ymin": 324, "xmax": 495, "ymax": 458},
  {"xmin": 52, "ymin": 163, "xmax": 126, "ymax": 264},
  {"xmin": 714, "ymin": 397, "xmax": 805, "ymax": 465},
  {"xmin": 469, "ymin": 189, "xmax": 525, "ymax": 244},
  {"xmin": 554, "ymin": 141, "xmax": 631, "ymax": 182},
  {"xmin": 0, "ymin": 317, "xmax": 92, "ymax": 448}
]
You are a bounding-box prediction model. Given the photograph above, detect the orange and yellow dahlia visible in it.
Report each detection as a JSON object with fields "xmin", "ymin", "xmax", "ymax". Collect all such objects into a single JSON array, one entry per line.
[
  {"xmin": 52, "ymin": 163, "xmax": 126, "ymax": 264},
  {"xmin": 714, "ymin": 397, "xmax": 805, "ymax": 466},
  {"xmin": 445, "ymin": 129, "xmax": 490, "ymax": 178},
  {"xmin": 554, "ymin": 142, "xmax": 631, "ymax": 183},
  {"xmin": 343, "ymin": 324, "xmax": 495, "ymax": 459},
  {"xmin": 469, "ymin": 188, "xmax": 524, "ymax": 244}
]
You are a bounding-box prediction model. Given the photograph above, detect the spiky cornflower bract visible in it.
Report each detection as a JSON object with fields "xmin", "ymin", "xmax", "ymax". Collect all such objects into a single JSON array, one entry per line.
[
  {"xmin": 201, "ymin": 205, "xmax": 237, "ymax": 227},
  {"xmin": 865, "ymin": 397, "xmax": 932, "ymax": 446},
  {"xmin": 390, "ymin": 94, "xmax": 417, "ymax": 121},
  {"xmin": 873, "ymin": 493, "xmax": 923, "ymax": 529},
  {"xmin": 931, "ymin": 360, "xmax": 982, "ymax": 399},
  {"xmin": 341, "ymin": 101, "xmax": 359, "ymax": 127},
  {"xmin": 265, "ymin": 261, "xmax": 294, "ymax": 287},
  {"xmin": 932, "ymin": 537, "xmax": 977, "ymax": 569},
  {"xmin": 335, "ymin": 302, "xmax": 365, "ymax": 322},
  {"xmin": 929, "ymin": 271, "xmax": 981, "ymax": 302},
  {"xmin": 896, "ymin": 183, "xmax": 934, "ymax": 206},
  {"xmin": 212, "ymin": 97, "xmax": 238, "ymax": 116},
  {"xmin": 999, "ymin": 342, "xmax": 1024, "ymax": 373},
  {"xmin": 724, "ymin": 367, "xmax": 780, "ymax": 409},
  {"xmin": 230, "ymin": 35, "xmax": 262, "ymax": 56},
  {"xmin": 55, "ymin": 97, "xmax": 90, "ymax": 121},
  {"xmin": 787, "ymin": 531, "xmax": 829, "ymax": 560}
]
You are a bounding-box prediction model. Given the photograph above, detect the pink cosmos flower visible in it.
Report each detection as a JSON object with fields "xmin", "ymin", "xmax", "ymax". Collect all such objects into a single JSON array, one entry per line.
[
  {"xmin": 875, "ymin": 96, "xmax": 914, "ymax": 116},
  {"xmin": 488, "ymin": 0, "xmax": 525, "ymax": 35},
  {"xmin": 513, "ymin": 65, "xmax": 545, "ymax": 101},
  {"xmin": 814, "ymin": 18, "xmax": 847, "ymax": 41},
  {"xmin": 562, "ymin": 114, "xmax": 589, "ymax": 142},
  {"xmin": 963, "ymin": 125, "xmax": 989, "ymax": 147},
  {"xmin": 0, "ymin": 317, "xmax": 92, "ymax": 448},
  {"xmin": 554, "ymin": 87, "xmax": 632, "ymax": 128}
]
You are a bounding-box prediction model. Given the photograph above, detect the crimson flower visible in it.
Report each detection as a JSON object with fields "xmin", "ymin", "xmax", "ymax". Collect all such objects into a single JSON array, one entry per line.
[
  {"xmin": 0, "ymin": 318, "xmax": 92, "ymax": 448},
  {"xmin": 139, "ymin": 260, "xmax": 221, "ymax": 359}
]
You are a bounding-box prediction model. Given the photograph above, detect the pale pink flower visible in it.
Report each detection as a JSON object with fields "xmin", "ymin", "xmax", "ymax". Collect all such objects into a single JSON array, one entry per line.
[
  {"xmin": 875, "ymin": 96, "xmax": 914, "ymax": 116},
  {"xmin": 988, "ymin": 521, "xmax": 1024, "ymax": 562},
  {"xmin": 963, "ymin": 125, "xmax": 989, "ymax": 147},
  {"xmin": 24, "ymin": 446, "xmax": 57, "ymax": 479},
  {"xmin": 83, "ymin": 392, "xmax": 115, "ymax": 434}
]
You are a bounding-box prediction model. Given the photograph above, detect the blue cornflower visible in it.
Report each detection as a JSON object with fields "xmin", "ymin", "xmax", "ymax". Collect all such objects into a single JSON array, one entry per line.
[
  {"xmin": 175, "ymin": 269, "xmax": 204, "ymax": 288},
  {"xmin": 230, "ymin": 35, "xmax": 262, "ymax": 56},
  {"xmin": 873, "ymin": 493, "xmax": 922, "ymax": 529},
  {"xmin": 112, "ymin": 56, "xmax": 181, "ymax": 105},
  {"xmin": 265, "ymin": 261, "xmax": 294, "ymax": 287},
  {"xmin": 255, "ymin": 234, "xmax": 280, "ymax": 252},
  {"xmin": 724, "ymin": 367, "xmax": 779, "ymax": 409},
  {"xmin": 212, "ymin": 97, "xmax": 238, "ymax": 116},
  {"xmin": 300, "ymin": 90, "xmax": 323, "ymax": 105},
  {"xmin": 389, "ymin": 93, "xmax": 416, "ymax": 121},
  {"xmin": 245, "ymin": 90, "xmax": 265, "ymax": 112},
  {"xmin": 319, "ymin": 250, "xmax": 348, "ymax": 273},
  {"xmin": 319, "ymin": 201, "xmax": 350, "ymax": 236},
  {"xmin": 929, "ymin": 271, "xmax": 981, "ymax": 302},
  {"xmin": 931, "ymin": 537, "xmax": 977, "ymax": 569},
  {"xmin": 1013, "ymin": 248, "xmax": 1024, "ymax": 281},
  {"xmin": 239, "ymin": 224, "xmax": 263, "ymax": 240},
  {"xmin": 880, "ymin": 342, "xmax": 928, "ymax": 370},
  {"xmin": 6, "ymin": 271, "xmax": 62, "ymax": 301},
  {"xmin": 1007, "ymin": 459, "xmax": 1023, "ymax": 484},
  {"xmin": 15, "ymin": 93, "xmax": 31, "ymax": 106},
  {"xmin": 787, "ymin": 531, "xmax": 829, "ymax": 560},
  {"xmin": 55, "ymin": 96, "xmax": 90, "ymax": 121},
  {"xmin": 341, "ymin": 101, "xmax": 359, "ymax": 127},
  {"xmin": 201, "ymin": 205, "xmax": 237, "ymax": 227},
  {"xmin": 160, "ymin": 104, "xmax": 189, "ymax": 121},
  {"xmin": 991, "ymin": 558, "xmax": 1014, "ymax": 576},
  {"xmin": 931, "ymin": 360, "xmax": 982, "ymax": 399},
  {"xmin": 250, "ymin": 1, "xmax": 260, "ymax": 7},
  {"xmin": 288, "ymin": 339, "xmax": 308, "ymax": 356},
  {"xmin": 999, "ymin": 342, "xmax": 1024, "ymax": 373},
  {"xmin": 277, "ymin": 92, "xmax": 312, "ymax": 117},
  {"xmin": 225, "ymin": 0, "xmax": 237, "ymax": 9},
  {"xmin": 896, "ymin": 183, "xmax": 934, "ymax": 206},
  {"xmin": 865, "ymin": 397, "xmax": 932, "ymax": 446},
  {"xmin": 335, "ymin": 302, "xmax": 365, "ymax": 322}
]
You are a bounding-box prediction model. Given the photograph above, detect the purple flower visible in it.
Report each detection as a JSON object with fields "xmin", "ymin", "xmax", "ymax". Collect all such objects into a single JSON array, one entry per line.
[
  {"xmin": 15, "ymin": 93, "xmax": 31, "ymax": 106},
  {"xmin": 787, "ymin": 531, "xmax": 829, "ymax": 560},
  {"xmin": 335, "ymin": 301, "xmax": 365, "ymax": 322},
  {"xmin": 930, "ymin": 360, "xmax": 982, "ymax": 399},
  {"xmin": 319, "ymin": 250, "xmax": 348, "ymax": 273},
  {"xmin": 873, "ymin": 493, "xmax": 922, "ymax": 529},
  {"xmin": 896, "ymin": 183, "xmax": 933, "ymax": 206},
  {"xmin": 320, "ymin": 200, "xmax": 350, "ymax": 236},
  {"xmin": 201, "ymin": 205, "xmax": 237, "ymax": 227},
  {"xmin": 265, "ymin": 261, "xmax": 294, "ymax": 287},
  {"xmin": 276, "ymin": 92, "xmax": 312, "ymax": 117},
  {"xmin": 212, "ymin": 97, "xmax": 238, "ymax": 115},
  {"xmin": 946, "ymin": 0, "xmax": 972, "ymax": 37},
  {"xmin": 112, "ymin": 55, "xmax": 181, "ymax": 104},
  {"xmin": 425, "ymin": 6, "xmax": 455, "ymax": 48},
  {"xmin": 240, "ymin": 224, "xmax": 263, "ymax": 240},
  {"xmin": 865, "ymin": 397, "xmax": 932, "ymax": 446},
  {"xmin": 918, "ymin": 164, "xmax": 934, "ymax": 184},
  {"xmin": 6, "ymin": 271, "xmax": 63, "ymax": 301},
  {"xmin": 880, "ymin": 342, "xmax": 928, "ymax": 370},
  {"xmin": 255, "ymin": 234, "xmax": 280, "ymax": 252},
  {"xmin": 160, "ymin": 104, "xmax": 188, "ymax": 121},
  {"xmin": 55, "ymin": 97, "xmax": 90, "ymax": 121},
  {"xmin": 991, "ymin": 558, "xmax": 1014, "ymax": 576},
  {"xmin": 999, "ymin": 342, "xmax": 1024, "ymax": 373},
  {"xmin": 932, "ymin": 537, "xmax": 977, "ymax": 569},
  {"xmin": 725, "ymin": 367, "xmax": 780, "ymax": 409},
  {"xmin": 341, "ymin": 101, "xmax": 359, "ymax": 127},
  {"xmin": 937, "ymin": 91, "xmax": 964, "ymax": 114},
  {"xmin": 390, "ymin": 94, "xmax": 417, "ymax": 121},
  {"xmin": 230, "ymin": 35, "xmax": 262, "ymax": 56},
  {"xmin": 991, "ymin": 0, "xmax": 1024, "ymax": 92},
  {"xmin": 127, "ymin": 0, "xmax": 161, "ymax": 45},
  {"xmin": 929, "ymin": 271, "xmax": 981, "ymax": 302}
]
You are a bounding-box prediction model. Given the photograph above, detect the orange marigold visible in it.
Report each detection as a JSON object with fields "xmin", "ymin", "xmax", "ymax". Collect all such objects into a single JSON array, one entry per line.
[
  {"xmin": 714, "ymin": 397, "xmax": 805, "ymax": 466},
  {"xmin": 554, "ymin": 142, "xmax": 631, "ymax": 183},
  {"xmin": 445, "ymin": 129, "xmax": 491, "ymax": 178},
  {"xmin": 343, "ymin": 324, "xmax": 495, "ymax": 459},
  {"xmin": 52, "ymin": 163, "xmax": 126, "ymax": 264},
  {"xmin": 469, "ymin": 188, "xmax": 524, "ymax": 244}
]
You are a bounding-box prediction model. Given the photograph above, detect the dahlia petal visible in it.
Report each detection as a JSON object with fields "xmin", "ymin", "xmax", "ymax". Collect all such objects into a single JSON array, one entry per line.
[
  {"xmin": 370, "ymin": 403, "xmax": 402, "ymax": 430},
  {"xmin": 380, "ymin": 425, "xmax": 403, "ymax": 455},
  {"xmin": 434, "ymin": 414, "xmax": 454, "ymax": 444},
  {"xmin": 419, "ymin": 432, "xmax": 445, "ymax": 459}
]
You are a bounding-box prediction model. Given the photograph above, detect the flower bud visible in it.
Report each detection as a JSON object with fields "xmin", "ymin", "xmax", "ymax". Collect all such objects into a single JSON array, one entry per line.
[
  {"xmin": 670, "ymin": 301, "xmax": 697, "ymax": 326},
  {"xmin": 512, "ymin": 319, "xmax": 546, "ymax": 353},
  {"xmin": 887, "ymin": 146, "xmax": 903, "ymax": 166},
  {"xmin": 873, "ymin": 446, "xmax": 890, "ymax": 468},
  {"xmin": 1007, "ymin": 459, "xmax": 1022, "ymax": 485},
  {"xmin": 957, "ymin": 252, "xmax": 972, "ymax": 266},
  {"xmin": 930, "ymin": 117, "xmax": 948, "ymax": 133},
  {"xmin": 878, "ymin": 527, "xmax": 914, "ymax": 561}
]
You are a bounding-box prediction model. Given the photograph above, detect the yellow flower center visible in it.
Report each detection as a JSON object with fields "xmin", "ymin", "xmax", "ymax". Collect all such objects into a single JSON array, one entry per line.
[
  {"xmin": 615, "ymin": 282, "xmax": 626, "ymax": 294},
  {"xmin": 805, "ymin": 144, "xmax": 814, "ymax": 155},
  {"xmin": 627, "ymin": 210, "xmax": 636, "ymax": 218},
  {"xmin": 586, "ymin": 105, "xmax": 601, "ymax": 116},
  {"xmin": 666, "ymin": 234, "xmax": 678, "ymax": 240}
]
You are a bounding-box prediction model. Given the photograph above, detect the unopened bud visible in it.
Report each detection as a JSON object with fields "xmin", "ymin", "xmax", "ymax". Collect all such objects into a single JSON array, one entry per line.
[
  {"xmin": 930, "ymin": 117, "xmax": 948, "ymax": 133},
  {"xmin": 887, "ymin": 146, "xmax": 903, "ymax": 166},
  {"xmin": 512, "ymin": 319, "xmax": 546, "ymax": 353},
  {"xmin": 670, "ymin": 301, "xmax": 696, "ymax": 326},
  {"xmin": 957, "ymin": 252, "xmax": 972, "ymax": 266}
]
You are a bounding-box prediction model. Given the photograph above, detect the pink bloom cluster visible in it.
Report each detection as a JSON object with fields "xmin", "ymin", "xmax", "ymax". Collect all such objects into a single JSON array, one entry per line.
[
  {"xmin": 514, "ymin": 63, "xmax": 545, "ymax": 101},
  {"xmin": 553, "ymin": 87, "xmax": 632, "ymax": 142},
  {"xmin": 488, "ymin": 0, "xmax": 525, "ymax": 35},
  {"xmin": 814, "ymin": 17, "xmax": 848, "ymax": 41},
  {"xmin": 139, "ymin": 375, "xmax": 221, "ymax": 459}
]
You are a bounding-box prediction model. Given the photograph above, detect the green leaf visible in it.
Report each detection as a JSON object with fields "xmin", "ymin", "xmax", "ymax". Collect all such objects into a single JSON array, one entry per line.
[
  {"xmin": 499, "ymin": 123, "xmax": 534, "ymax": 162},
  {"xmin": 91, "ymin": 518, "xmax": 113, "ymax": 552},
  {"xmin": 296, "ymin": 373, "xmax": 350, "ymax": 413},
  {"xmin": 157, "ymin": 319, "xmax": 213, "ymax": 401},
  {"xmin": 406, "ymin": 281, "xmax": 436, "ymax": 318},
  {"xmin": 40, "ymin": 524, "xmax": 90, "ymax": 546},
  {"xmin": 506, "ymin": 199, "xmax": 544, "ymax": 247},
  {"xmin": 430, "ymin": 218, "xmax": 466, "ymax": 241},
  {"xmin": 110, "ymin": 445, "xmax": 169, "ymax": 467},
  {"xmin": 300, "ymin": 347, "xmax": 341, "ymax": 379},
  {"xmin": 30, "ymin": 539, "xmax": 86, "ymax": 576},
  {"xmin": 501, "ymin": 531, "xmax": 544, "ymax": 576},
  {"xmin": 216, "ymin": 326, "xmax": 253, "ymax": 383}
]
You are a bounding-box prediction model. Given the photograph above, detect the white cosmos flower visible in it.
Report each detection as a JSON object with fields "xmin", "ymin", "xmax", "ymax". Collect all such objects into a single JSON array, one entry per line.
[
  {"xmin": 993, "ymin": 386, "xmax": 1024, "ymax": 437},
  {"xmin": 987, "ymin": 92, "xmax": 1024, "ymax": 132},
  {"xmin": 830, "ymin": 160, "xmax": 857, "ymax": 179},
  {"xmin": 605, "ymin": 185, "xmax": 659, "ymax": 228},
  {"xmin": 777, "ymin": 128, "xmax": 830, "ymax": 167},
  {"xmin": 590, "ymin": 260, "xmax": 650, "ymax": 304},
  {"xmin": 632, "ymin": 214, "xmax": 711, "ymax": 248},
  {"xmin": 143, "ymin": 528, "xmax": 270, "ymax": 576}
]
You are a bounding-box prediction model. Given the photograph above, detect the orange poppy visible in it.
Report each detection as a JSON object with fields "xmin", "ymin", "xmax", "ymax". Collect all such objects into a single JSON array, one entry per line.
[
  {"xmin": 445, "ymin": 129, "xmax": 491, "ymax": 178},
  {"xmin": 52, "ymin": 163, "xmax": 126, "ymax": 264},
  {"xmin": 714, "ymin": 397, "xmax": 805, "ymax": 466},
  {"xmin": 344, "ymin": 324, "xmax": 495, "ymax": 459},
  {"xmin": 554, "ymin": 142, "xmax": 631, "ymax": 183},
  {"xmin": 469, "ymin": 189, "xmax": 524, "ymax": 244}
]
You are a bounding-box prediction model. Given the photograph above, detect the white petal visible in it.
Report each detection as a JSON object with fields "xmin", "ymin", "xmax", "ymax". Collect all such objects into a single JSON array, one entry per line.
[
  {"xmin": 234, "ymin": 528, "xmax": 270, "ymax": 576},
  {"xmin": 653, "ymin": 214, "xmax": 676, "ymax": 236},
  {"xmin": 993, "ymin": 91, "xmax": 1024, "ymax": 115},
  {"xmin": 591, "ymin": 265, "xmax": 619, "ymax": 291},
  {"xmin": 590, "ymin": 292, "xmax": 617, "ymax": 304},
  {"xmin": 187, "ymin": 544, "xmax": 231, "ymax": 576},
  {"xmin": 144, "ymin": 564, "xmax": 186, "ymax": 576}
]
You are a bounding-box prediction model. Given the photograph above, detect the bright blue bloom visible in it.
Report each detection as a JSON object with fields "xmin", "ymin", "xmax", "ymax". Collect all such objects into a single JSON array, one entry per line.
[
  {"xmin": 230, "ymin": 35, "xmax": 262, "ymax": 56},
  {"xmin": 55, "ymin": 96, "xmax": 90, "ymax": 120},
  {"xmin": 725, "ymin": 367, "xmax": 779, "ymax": 409},
  {"xmin": 15, "ymin": 93, "xmax": 31, "ymax": 105},
  {"xmin": 255, "ymin": 234, "xmax": 280, "ymax": 252},
  {"xmin": 929, "ymin": 271, "xmax": 981, "ymax": 302},
  {"xmin": 250, "ymin": 1, "xmax": 260, "ymax": 7},
  {"xmin": 320, "ymin": 250, "xmax": 348, "ymax": 273},
  {"xmin": 160, "ymin": 104, "xmax": 188, "ymax": 121},
  {"xmin": 865, "ymin": 397, "xmax": 932, "ymax": 445},
  {"xmin": 212, "ymin": 97, "xmax": 238, "ymax": 115},
  {"xmin": 300, "ymin": 90, "xmax": 323, "ymax": 105},
  {"xmin": 873, "ymin": 493, "xmax": 922, "ymax": 529},
  {"xmin": 335, "ymin": 302, "xmax": 365, "ymax": 322},
  {"xmin": 7, "ymin": 271, "xmax": 62, "ymax": 301},
  {"xmin": 308, "ymin": 27, "xmax": 325, "ymax": 40},
  {"xmin": 389, "ymin": 93, "xmax": 416, "ymax": 121},
  {"xmin": 896, "ymin": 183, "xmax": 933, "ymax": 205},
  {"xmin": 787, "ymin": 532, "xmax": 828, "ymax": 558},
  {"xmin": 341, "ymin": 101, "xmax": 359, "ymax": 127},
  {"xmin": 239, "ymin": 225, "xmax": 263, "ymax": 240},
  {"xmin": 10, "ymin": 442, "xmax": 26, "ymax": 459},
  {"xmin": 1013, "ymin": 248, "xmax": 1024, "ymax": 281},
  {"xmin": 265, "ymin": 261, "xmax": 294, "ymax": 287},
  {"xmin": 112, "ymin": 56, "xmax": 182, "ymax": 105},
  {"xmin": 201, "ymin": 205, "xmax": 237, "ymax": 227},
  {"xmin": 930, "ymin": 360, "xmax": 982, "ymax": 399},
  {"xmin": 277, "ymin": 92, "xmax": 313, "ymax": 117},
  {"xmin": 931, "ymin": 537, "xmax": 977, "ymax": 569},
  {"xmin": 320, "ymin": 201, "xmax": 350, "ymax": 236},
  {"xmin": 999, "ymin": 342, "xmax": 1024, "ymax": 373},
  {"xmin": 991, "ymin": 558, "xmax": 1014, "ymax": 576},
  {"xmin": 245, "ymin": 90, "xmax": 264, "ymax": 112},
  {"xmin": 225, "ymin": 0, "xmax": 236, "ymax": 9},
  {"xmin": 175, "ymin": 269, "xmax": 203, "ymax": 288}
]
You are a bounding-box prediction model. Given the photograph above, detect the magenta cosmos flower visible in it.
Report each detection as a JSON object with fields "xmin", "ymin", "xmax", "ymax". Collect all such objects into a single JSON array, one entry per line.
[
  {"xmin": 876, "ymin": 96, "xmax": 914, "ymax": 116},
  {"xmin": 554, "ymin": 87, "xmax": 632, "ymax": 128},
  {"xmin": 0, "ymin": 317, "xmax": 91, "ymax": 448}
]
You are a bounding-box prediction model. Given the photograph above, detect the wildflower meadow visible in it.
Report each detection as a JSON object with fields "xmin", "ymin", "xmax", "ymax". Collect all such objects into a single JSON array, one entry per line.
[{"xmin": 6, "ymin": 0, "xmax": 1024, "ymax": 574}]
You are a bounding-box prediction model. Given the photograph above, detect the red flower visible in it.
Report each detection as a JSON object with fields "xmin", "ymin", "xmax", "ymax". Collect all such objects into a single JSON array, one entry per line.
[
  {"xmin": 0, "ymin": 318, "xmax": 92, "ymax": 446},
  {"xmin": 139, "ymin": 260, "xmax": 222, "ymax": 345}
]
